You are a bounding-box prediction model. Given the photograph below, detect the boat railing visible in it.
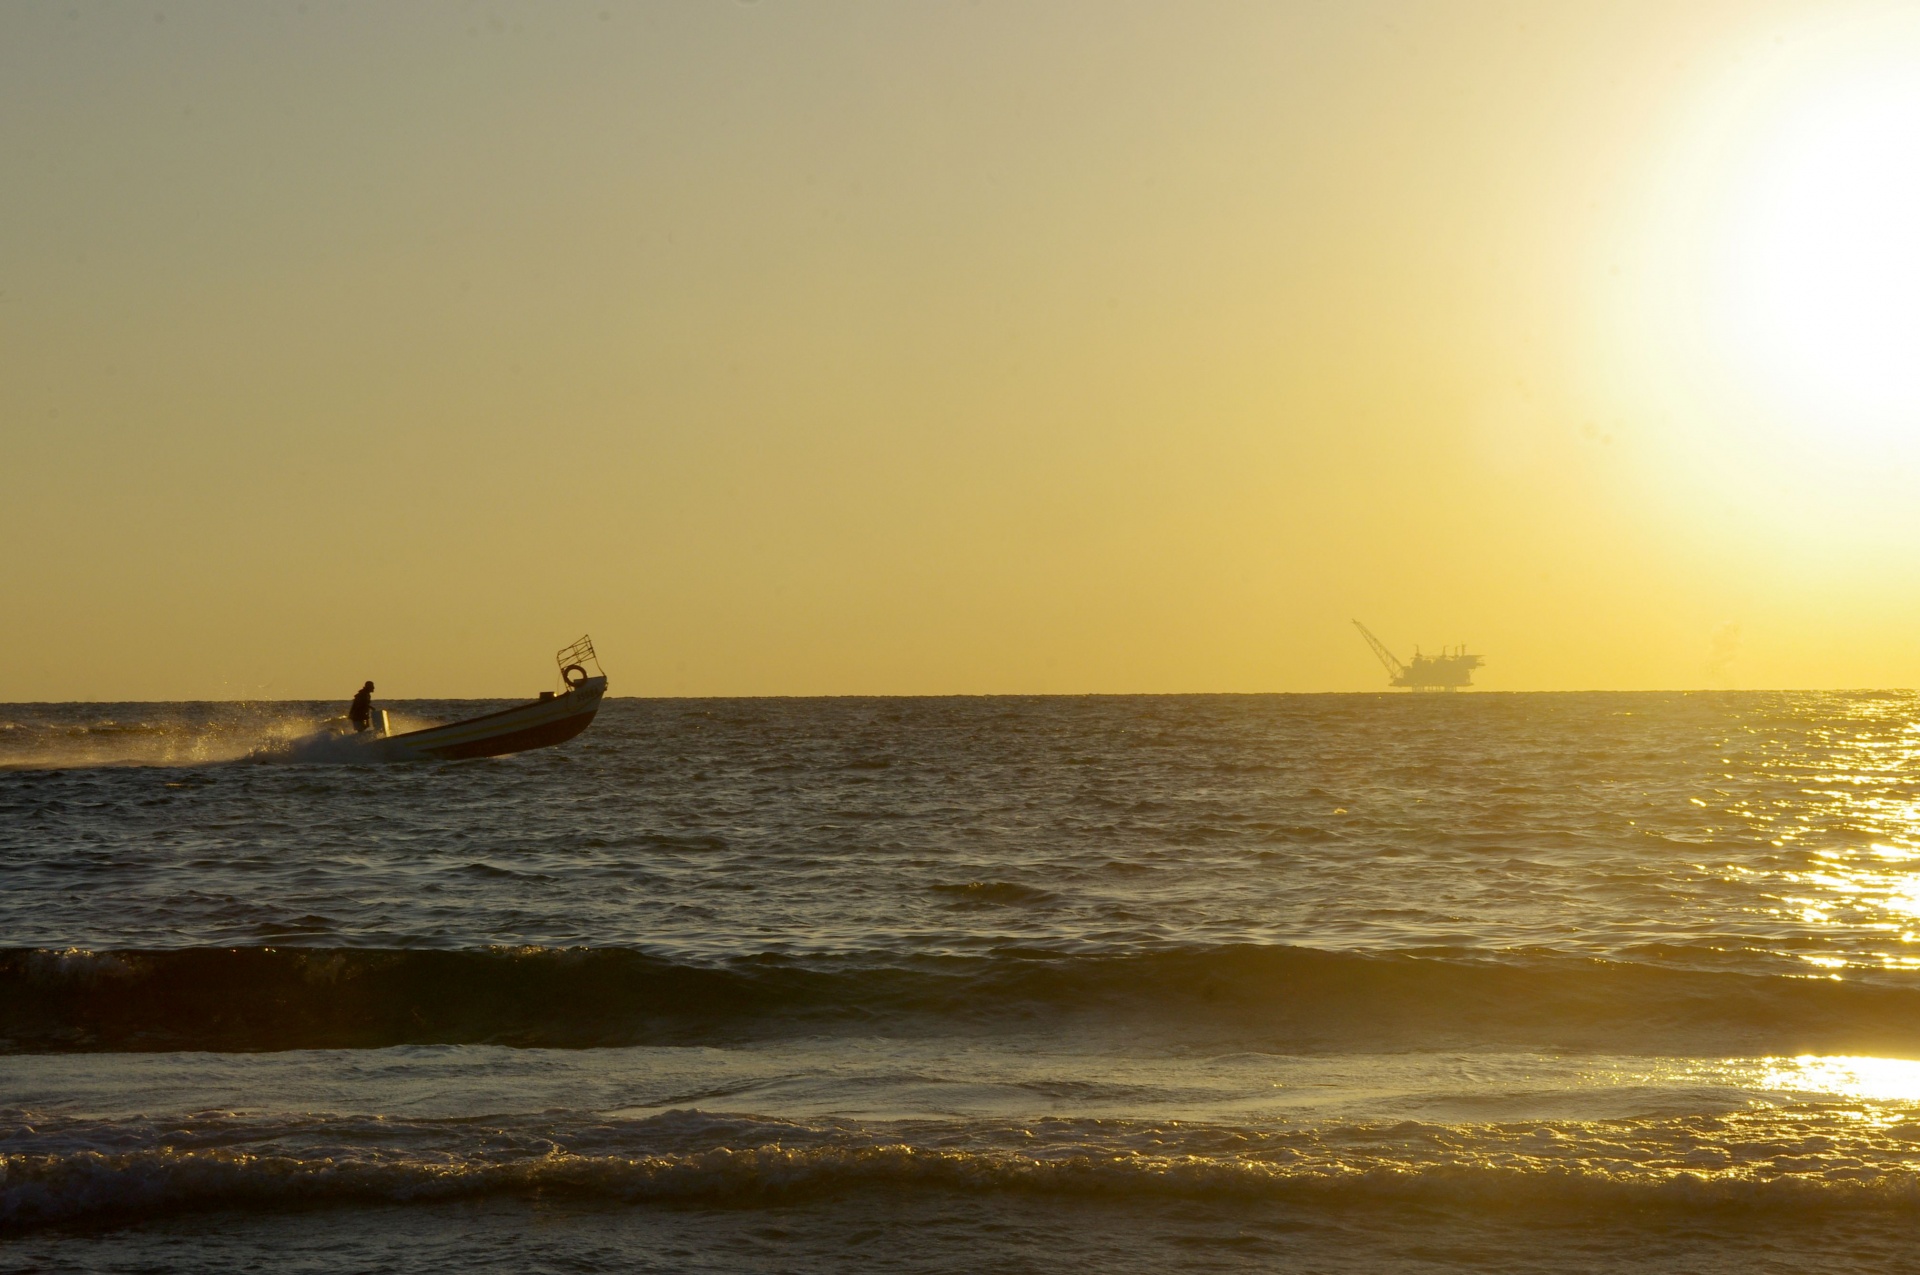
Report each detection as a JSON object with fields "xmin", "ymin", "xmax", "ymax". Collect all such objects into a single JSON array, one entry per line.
[{"xmin": 555, "ymin": 635, "xmax": 604, "ymax": 690}]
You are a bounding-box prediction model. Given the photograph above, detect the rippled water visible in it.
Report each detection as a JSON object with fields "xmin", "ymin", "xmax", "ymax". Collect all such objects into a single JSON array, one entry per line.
[{"xmin": 8, "ymin": 693, "xmax": 1920, "ymax": 1271}]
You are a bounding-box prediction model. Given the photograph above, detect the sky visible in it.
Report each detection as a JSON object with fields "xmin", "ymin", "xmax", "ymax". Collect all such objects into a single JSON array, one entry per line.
[{"xmin": 6, "ymin": 0, "xmax": 1920, "ymax": 698}]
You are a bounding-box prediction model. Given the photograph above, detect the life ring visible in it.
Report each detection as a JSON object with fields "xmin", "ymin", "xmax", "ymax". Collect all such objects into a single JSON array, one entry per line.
[{"xmin": 562, "ymin": 663, "xmax": 590, "ymax": 689}]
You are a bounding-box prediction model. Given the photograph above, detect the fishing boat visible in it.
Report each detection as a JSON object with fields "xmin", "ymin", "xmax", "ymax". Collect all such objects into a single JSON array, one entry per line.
[{"xmin": 288, "ymin": 636, "xmax": 608, "ymax": 763}]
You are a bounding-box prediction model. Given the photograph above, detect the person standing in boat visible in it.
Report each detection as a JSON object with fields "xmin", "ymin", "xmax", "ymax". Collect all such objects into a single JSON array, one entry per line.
[{"xmin": 349, "ymin": 681, "xmax": 375, "ymax": 733}]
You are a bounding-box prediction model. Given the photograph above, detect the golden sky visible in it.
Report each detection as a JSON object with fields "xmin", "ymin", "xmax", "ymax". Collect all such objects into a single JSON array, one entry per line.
[{"xmin": 6, "ymin": 0, "xmax": 1920, "ymax": 698}]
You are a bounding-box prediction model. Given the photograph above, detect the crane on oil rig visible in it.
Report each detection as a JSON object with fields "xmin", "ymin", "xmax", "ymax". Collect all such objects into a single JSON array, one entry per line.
[{"xmin": 1352, "ymin": 620, "xmax": 1483, "ymax": 690}]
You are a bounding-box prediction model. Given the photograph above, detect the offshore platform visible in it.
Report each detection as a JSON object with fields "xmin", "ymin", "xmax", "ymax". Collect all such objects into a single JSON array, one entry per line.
[{"xmin": 1352, "ymin": 620, "xmax": 1483, "ymax": 690}]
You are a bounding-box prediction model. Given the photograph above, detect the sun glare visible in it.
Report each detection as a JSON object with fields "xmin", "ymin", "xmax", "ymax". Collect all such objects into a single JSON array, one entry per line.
[
  {"xmin": 1717, "ymin": 71, "xmax": 1920, "ymax": 429},
  {"xmin": 1618, "ymin": 13, "xmax": 1920, "ymax": 501},
  {"xmin": 1758, "ymin": 1055, "xmax": 1920, "ymax": 1104}
]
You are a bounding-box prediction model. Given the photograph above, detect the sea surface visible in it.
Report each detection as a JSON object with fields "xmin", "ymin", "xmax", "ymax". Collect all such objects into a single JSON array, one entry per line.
[{"xmin": 8, "ymin": 692, "xmax": 1920, "ymax": 1271}]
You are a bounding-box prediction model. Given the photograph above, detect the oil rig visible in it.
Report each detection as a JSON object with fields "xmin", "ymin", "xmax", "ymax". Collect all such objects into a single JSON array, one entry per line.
[{"xmin": 1352, "ymin": 620, "xmax": 1483, "ymax": 690}]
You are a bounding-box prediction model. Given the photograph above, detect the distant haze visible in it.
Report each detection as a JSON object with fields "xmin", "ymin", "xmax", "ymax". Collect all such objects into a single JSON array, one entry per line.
[{"xmin": 6, "ymin": 0, "xmax": 1919, "ymax": 699}]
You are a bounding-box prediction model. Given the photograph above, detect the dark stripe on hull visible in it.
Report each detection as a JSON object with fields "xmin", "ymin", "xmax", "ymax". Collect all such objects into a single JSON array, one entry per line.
[{"xmin": 418, "ymin": 707, "xmax": 600, "ymax": 760}]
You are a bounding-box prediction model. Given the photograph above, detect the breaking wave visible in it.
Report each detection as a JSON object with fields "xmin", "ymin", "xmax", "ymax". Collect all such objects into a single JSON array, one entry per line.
[
  {"xmin": 8, "ymin": 1108, "xmax": 1920, "ymax": 1231},
  {"xmin": 8, "ymin": 943, "xmax": 1920, "ymax": 1055}
]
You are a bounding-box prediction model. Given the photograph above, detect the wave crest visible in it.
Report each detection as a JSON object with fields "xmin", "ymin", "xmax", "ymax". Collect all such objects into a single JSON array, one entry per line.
[
  {"xmin": 9, "ymin": 944, "xmax": 1920, "ymax": 1054},
  {"xmin": 10, "ymin": 1109, "xmax": 1920, "ymax": 1231}
]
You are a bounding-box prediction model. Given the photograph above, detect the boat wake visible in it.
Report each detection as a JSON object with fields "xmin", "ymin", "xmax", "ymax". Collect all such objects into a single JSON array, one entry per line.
[{"xmin": 0, "ymin": 710, "xmax": 324, "ymax": 770}]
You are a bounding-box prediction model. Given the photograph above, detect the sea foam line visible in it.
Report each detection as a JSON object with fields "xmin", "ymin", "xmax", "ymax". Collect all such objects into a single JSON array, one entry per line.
[{"xmin": 11, "ymin": 1110, "xmax": 1920, "ymax": 1229}]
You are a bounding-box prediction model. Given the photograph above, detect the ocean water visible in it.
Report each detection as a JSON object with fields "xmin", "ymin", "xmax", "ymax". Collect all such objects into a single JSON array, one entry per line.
[{"xmin": 7, "ymin": 692, "xmax": 1920, "ymax": 1271}]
